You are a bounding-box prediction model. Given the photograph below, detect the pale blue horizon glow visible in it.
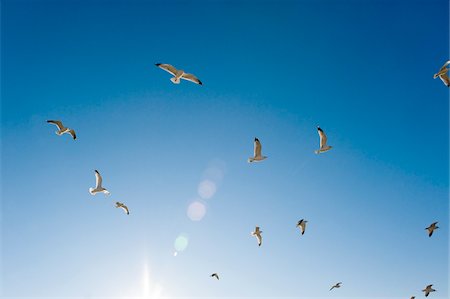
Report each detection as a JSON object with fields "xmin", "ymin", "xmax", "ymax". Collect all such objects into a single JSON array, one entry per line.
[{"xmin": 1, "ymin": 0, "xmax": 449, "ymax": 298}]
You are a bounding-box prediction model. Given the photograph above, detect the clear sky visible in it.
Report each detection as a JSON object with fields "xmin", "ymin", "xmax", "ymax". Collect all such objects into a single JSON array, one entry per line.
[{"xmin": 1, "ymin": 0, "xmax": 449, "ymax": 298}]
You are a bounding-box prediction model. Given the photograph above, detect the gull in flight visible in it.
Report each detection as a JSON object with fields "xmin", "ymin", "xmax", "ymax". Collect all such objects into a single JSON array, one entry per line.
[
  {"xmin": 210, "ymin": 273, "xmax": 219, "ymax": 280},
  {"xmin": 433, "ymin": 60, "xmax": 450, "ymax": 87},
  {"xmin": 422, "ymin": 284, "xmax": 436, "ymax": 297},
  {"xmin": 155, "ymin": 63, "xmax": 202, "ymax": 85},
  {"xmin": 115, "ymin": 202, "xmax": 129, "ymax": 215},
  {"xmin": 248, "ymin": 138, "xmax": 268, "ymax": 163},
  {"xmin": 47, "ymin": 120, "xmax": 76, "ymax": 140},
  {"xmin": 296, "ymin": 219, "xmax": 308, "ymax": 235},
  {"xmin": 425, "ymin": 222, "xmax": 439, "ymax": 237},
  {"xmin": 89, "ymin": 170, "xmax": 111, "ymax": 196},
  {"xmin": 329, "ymin": 282, "xmax": 342, "ymax": 291},
  {"xmin": 315, "ymin": 126, "xmax": 332, "ymax": 154},
  {"xmin": 251, "ymin": 226, "xmax": 263, "ymax": 246},
  {"xmin": 410, "ymin": 296, "xmax": 415, "ymax": 299}
]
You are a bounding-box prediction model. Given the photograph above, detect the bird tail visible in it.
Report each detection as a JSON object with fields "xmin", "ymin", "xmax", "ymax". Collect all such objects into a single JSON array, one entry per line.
[{"xmin": 170, "ymin": 77, "xmax": 181, "ymax": 84}]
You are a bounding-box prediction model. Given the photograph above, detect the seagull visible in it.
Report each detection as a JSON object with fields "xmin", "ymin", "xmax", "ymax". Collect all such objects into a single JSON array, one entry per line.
[
  {"xmin": 410, "ymin": 296, "xmax": 415, "ymax": 299},
  {"xmin": 422, "ymin": 284, "xmax": 436, "ymax": 297},
  {"xmin": 425, "ymin": 222, "xmax": 439, "ymax": 237},
  {"xmin": 155, "ymin": 63, "xmax": 202, "ymax": 85},
  {"xmin": 251, "ymin": 226, "xmax": 263, "ymax": 246},
  {"xmin": 315, "ymin": 126, "xmax": 332, "ymax": 154},
  {"xmin": 433, "ymin": 60, "xmax": 450, "ymax": 87},
  {"xmin": 47, "ymin": 120, "xmax": 76, "ymax": 140},
  {"xmin": 89, "ymin": 170, "xmax": 111, "ymax": 196},
  {"xmin": 296, "ymin": 219, "xmax": 308, "ymax": 235},
  {"xmin": 115, "ymin": 202, "xmax": 129, "ymax": 215},
  {"xmin": 210, "ymin": 273, "xmax": 219, "ymax": 280},
  {"xmin": 329, "ymin": 282, "xmax": 342, "ymax": 291},
  {"xmin": 248, "ymin": 138, "xmax": 268, "ymax": 163}
]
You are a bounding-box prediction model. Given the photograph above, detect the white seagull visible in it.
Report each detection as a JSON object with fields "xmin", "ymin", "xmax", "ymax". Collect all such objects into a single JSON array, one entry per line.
[
  {"xmin": 47, "ymin": 120, "xmax": 76, "ymax": 140},
  {"xmin": 251, "ymin": 226, "xmax": 263, "ymax": 247},
  {"xmin": 425, "ymin": 222, "xmax": 439, "ymax": 237},
  {"xmin": 115, "ymin": 202, "xmax": 129, "ymax": 215},
  {"xmin": 315, "ymin": 126, "xmax": 332, "ymax": 154},
  {"xmin": 422, "ymin": 284, "xmax": 436, "ymax": 297},
  {"xmin": 296, "ymin": 219, "xmax": 308, "ymax": 235},
  {"xmin": 155, "ymin": 63, "xmax": 202, "ymax": 85},
  {"xmin": 89, "ymin": 170, "xmax": 111, "ymax": 196},
  {"xmin": 248, "ymin": 138, "xmax": 268, "ymax": 163},
  {"xmin": 433, "ymin": 60, "xmax": 450, "ymax": 87},
  {"xmin": 330, "ymin": 282, "xmax": 342, "ymax": 291},
  {"xmin": 210, "ymin": 273, "xmax": 219, "ymax": 280}
]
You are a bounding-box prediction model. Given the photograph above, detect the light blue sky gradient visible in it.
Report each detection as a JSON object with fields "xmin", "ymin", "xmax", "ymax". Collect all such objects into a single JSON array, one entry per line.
[{"xmin": 1, "ymin": 0, "xmax": 449, "ymax": 298}]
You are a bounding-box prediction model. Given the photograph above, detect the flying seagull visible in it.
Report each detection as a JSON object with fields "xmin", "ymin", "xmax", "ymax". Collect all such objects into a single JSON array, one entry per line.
[
  {"xmin": 251, "ymin": 226, "xmax": 263, "ymax": 246},
  {"xmin": 89, "ymin": 170, "xmax": 110, "ymax": 196},
  {"xmin": 422, "ymin": 284, "xmax": 436, "ymax": 297},
  {"xmin": 315, "ymin": 126, "xmax": 332, "ymax": 154},
  {"xmin": 248, "ymin": 138, "xmax": 268, "ymax": 163},
  {"xmin": 210, "ymin": 273, "xmax": 219, "ymax": 280},
  {"xmin": 410, "ymin": 296, "xmax": 415, "ymax": 299},
  {"xmin": 425, "ymin": 222, "xmax": 439, "ymax": 237},
  {"xmin": 155, "ymin": 63, "xmax": 202, "ymax": 85},
  {"xmin": 47, "ymin": 120, "xmax": 76, "ymax": 140},
  {"xmin": 115, "ymin": 202, "xmax": 129, "ymax": 215},
  {"xmin": 330, "ymin": 282, "xmax": 342, "ymax": 291},
  {"xmin": 296, "ymin": 219, "xmax": 308, "ymax": 235},
  {"xmin": 433, "ymin": 60, "xmax": 450, "ymax": 87}
]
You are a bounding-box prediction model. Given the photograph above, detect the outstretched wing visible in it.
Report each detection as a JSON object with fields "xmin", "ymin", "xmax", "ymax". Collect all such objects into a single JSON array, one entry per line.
[
  {"xmin": 69, "ymin": 129, "xmax": 76, "ymax": 140},
  {"xmin": 439, "ymin": 73, "xmax": 450, "ymax": 87},
  {"xmin": 318, "ymin": 127, "xmax": 328, "ymax": 148},
  {"xmin": 254, "ymin": 138, "xmax": 262, "ymax": 157},
  {"xmin": 94, "ymin": 170, "xmax": 103, "ymax": 188},
  {"xmin": 155, "ymin": 63, "xmax": 178, "ymax": 76},
  {"xmin": 439, "ymin": 60, "xmax": 450, "ymax": 71},
  {"xmin": 47, "ymin": 120, "xmax": 64, "ymax": 131},
  {"xmin": 181, "ymin": 73, "xmax": 202, "ymax": 85}
]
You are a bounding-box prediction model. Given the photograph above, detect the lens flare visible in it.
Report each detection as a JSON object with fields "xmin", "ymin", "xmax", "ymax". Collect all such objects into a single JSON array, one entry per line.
[
  {"xmin": 187, "ymin": 201, "xmax": 206, "ymax": 221},
  {"xmin": 174, "ymin": 234, "xmax": 189, "ymax": 252},
  {"xmin": 198, "ymin": 179, "xmax": 216, "ymax": 199}
]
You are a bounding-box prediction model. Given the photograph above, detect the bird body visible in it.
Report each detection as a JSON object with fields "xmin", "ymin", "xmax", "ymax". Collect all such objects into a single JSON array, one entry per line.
[
  {"xmin": 115, "ymin": 202, "xmax": 129, "ymax": 215},
  {"xmin": 89, "ymin": 170, "xmax": 110, "ymax": 195},
  {"xmin": 426, "ymin": 222, "xmax": 439, "ymax": 237},
  {"xmin": 47, "ymin": 120, "xmax": 76, "ymax": 140},
  {"xmin": 330, "ymin": 282, "xmax": 342, "ymax": 291},
  {"xmin": 248, "ymin": 138, "xmax": 268, "ymax": 162},
  {"xmin": 433, "ymin": 60, "xmax": 450, "ymax": 87},
  {"xmin": 296, "ymin": 219, "xmax": 308, "ymax": 235},
  {"xmin": 155, "ymin": 63, "xmax": 202, "ymax": 85},
  {"xmin": 422, "ymin": 284, "xmax": 436, "ymax": 297},
  {"xmin": 251, "ymin": 226, "xmax": 263, "ymax": 246},
  {"xmin": 315, "ymin": 127, "xmax": 332, "ymax": 154}
]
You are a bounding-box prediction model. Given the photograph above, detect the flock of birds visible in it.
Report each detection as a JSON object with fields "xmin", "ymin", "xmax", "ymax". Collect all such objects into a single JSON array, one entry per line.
[{"xmin": 45, "ymin": 61, "xmax": 449, "ymax": 297}]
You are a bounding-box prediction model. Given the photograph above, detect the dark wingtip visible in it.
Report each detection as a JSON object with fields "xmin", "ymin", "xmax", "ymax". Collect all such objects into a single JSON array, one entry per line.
[
  {"xmin": 254, "ymin": 137, "xmax": 259, "ymax": 141},
  {"xmin": 155, "ymin": 63, "xmax": 161, "ymax": 67},
  {"xmin": 198, "ymin": 81, "xmax": 203, "ymax": 85}
]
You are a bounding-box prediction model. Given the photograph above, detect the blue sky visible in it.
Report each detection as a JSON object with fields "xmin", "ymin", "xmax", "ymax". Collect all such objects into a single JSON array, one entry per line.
[{"xmin": 1, "ymin": 0, "xmax": 448, "ymax": 298}]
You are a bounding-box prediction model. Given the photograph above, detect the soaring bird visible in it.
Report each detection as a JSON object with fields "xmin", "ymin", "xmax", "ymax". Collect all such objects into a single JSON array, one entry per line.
[
  {"xmin": 410, "ymin": 296, "xmax": 415, "ymax": 299},
  {"xmin": 155, "ymin": 63, "xmax": 202, "ymax": 85},
  {"xmin": 251, "ymin": 226, "xmax": 263, "ymax": 246},
  {"xmin": 296, "ymin": 219, "xmax": 308, "ymax": 235},
  {"xmin": 248, "ymin": 138, "xmax": 268, "ymax": 163},
  {"xmin": 47, "ymin": 120, "xmax": 76, "ymax": 140},
  {"xmin": 210, "ymin": 273, "xmax": 219, "ymax": 280},
  {"xmin": 315, "ymin": 126, "xmax": 332, "ymax": 154},
  {"xmin": 89, "ymin": 170, "xmax": 111, "ymax": 196},
  {"xmin": 330, "ymin": 282, "xmax": 342, "ymax": 291},
  {"xmin": 433, "ymin": 60, "xmax": 450, "ymax": 87},
  {"xmin": 115, "ymin": 202, "xmax": 129, "ymax": 215},
  {"xmin": 426, "ymin": 222, "xmax": 439, "ymax": 237},
  {"xmin": 422, "ymin": 284, "xmax": 436, "ymax": 297}
]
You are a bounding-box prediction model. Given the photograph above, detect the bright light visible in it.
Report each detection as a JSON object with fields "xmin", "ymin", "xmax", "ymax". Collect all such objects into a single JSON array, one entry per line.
[
  {"xmin": 187, "ymin": 201, "xmax": 206, "ymax": 221},
  {"xmin": 198, "ymin": 179, "xmax": 216, "ymax": 199},
  {"xmin": 174, "ymin": 234, "xmax": 189, "ymax": 252}
]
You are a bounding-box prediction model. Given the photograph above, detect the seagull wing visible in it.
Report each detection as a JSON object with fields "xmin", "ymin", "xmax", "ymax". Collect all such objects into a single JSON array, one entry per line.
[
  {"xmin": 121, "ymin": 205, "xmax": 129, "ymax": 215},
  {"xmin": 47, "ymin": 120, "xmax": 64, "ymax": 131},
  {"xmin": 440, "ymin": 73, "xmax": 450, "ymax": 86},
  {"xmin": 440, "ymin": 60, "xmax": 450, "ymax": 71},
  {"xmin": 181, "ymin": 73, "xmax": 202, "ymax": 85},
  {"xmin": 94, "ymin": 170, "xmax": 103, "ymax": 188},
  {"xmin": 254, "ymin": 138, "xmax": 262, "ymax": 157},
  {"xmin": 318, "ymin": 127, "xmax": 327, "ymax": 148},
  {"xmin": 256, "ymin": 233, "xmax": 262, "ymax": 246},
  {"xmin": 156, "ymin": 63, "xmax": 178, "ymax": 76},
  {"xmin": 69, "ymin": 129, "xmax": 76, "ymax": 140}
]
